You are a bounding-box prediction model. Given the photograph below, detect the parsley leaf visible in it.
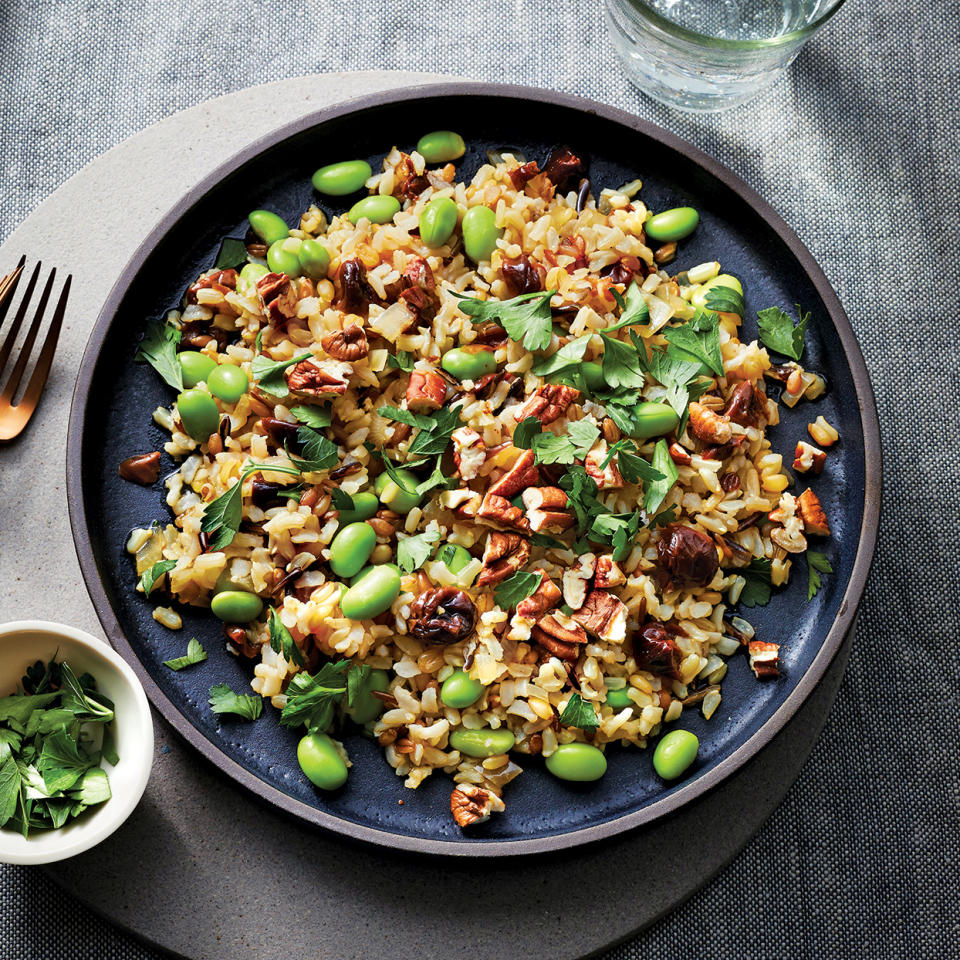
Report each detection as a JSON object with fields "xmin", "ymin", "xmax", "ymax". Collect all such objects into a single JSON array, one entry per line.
[
  {"xmin": 601, "ymin": 333, "xmax": 646, "ymax": 389},
  {"xmin": 647, "ymin": 503, "xmax": 678, "ymax": 529},
  {"xmin": 662, "ymin": 310, "xmax": 724, "ymax": 377},
  {"xmin": 756, "ymin": 305, "xmax": 809, "ymax": 361},
  {"xmin": 346, "ymin": 663, "xmax": 374, "ymax": 709},
  {"xmin": 806, "ymin": 550, "xmax": 833, "ymax": 600},
  {"xmin": 290, "ymin": 405, "xmax": 332, "ymax": 428},
  {"xmin": 617, "ymin": 446, "xmax": 665, "ymax": 488},
  {"xmin": 559, "ymin": 465, "xmax": 605, "ymax": 535},
  {"xmin": 251, "ymin": 351, "xmax": 312, "ymax": 398},
  {"xmin": 512, "ymin": 416, "xmax": 542, "ymax": 449},
  {"xmin": 643, "ymin": 439, "xmax": 678, "ymax": 514},
  {"xmin": 591, "ymin": 510, "xmax": 642, "ymax": 562},
  {"xmin": 288, "ymin": 426, "xmax": 339, "ymax": 473},
  {"xmin": 134, "ymin": 316, "xmax": 183, "ymax": 391},
  {"xmin": 208, "ymin": 684, "xmax": 263, "ymax": 721},
  {"xmin": 0, "ymin": 756, "xmax": 21, "ymax": 827},
  {"xmin": 531, "ymin": 335, "xmax": 592, "ymax": 379},
  {"xmin": 415, "ymin": 456, "xmax": 458, "ymax": 496},
  {"xmin": 139, "ymin": 559, "xmax": 176, "ymax": 596},
  {"xmin": 606, "ymin": 283, "xmax": 650, "ymax": 332},
  {"xmin": 493, "ymin": 571, "xmax": 543, "ymax": 609},
  {"xmin": 37, "ymin": 731, "xmax": 95, "ymax": 793},
  {"xmin": 398, "ymin": 529, "xmax": 441, "ymax": 573},
  {"xmin": 704, "ymin": 284, "xmax": 744, "ymax": 318},
  {"xmin": 377, "ymin": 405, "xmax": 434, "ymax": 430},
  {"xmin": 57, "ymin": 663, "xmax": 113, "ymax": 723},
  {"xmin": 280, "ymin": 661, "xmax": 352, "ymax": 732},
  {"xmin": 568, "ymin": 420, "xmax": 601, "ymax": 457},
  {"xmin": 647, "ymin": 345, "xmax": 707, "ymax": 419},
  {"xmin": 738, "ymin": 558, "xmax": 773, "ymax": 607},
  {"xmin": 531, "ymin": 432, "xmax": 576, "ymax": 465},
  {"xmin": 387, "ymin": 350, "xmax": 416, "ymax": 372},
  {"xmin": 68, "ymin": 767, "xmax": 111, "ymax": 806},
  {"xmin": 200, "ymin": 479, "xmax": 246, "ymax": 551},
  {"xmin": 406, "ymin": 405, "xmax": 463, "ymax": 458},
  {"xmin": 163, "ymin": 638, "xmax": 208, "ymax": 671},
  {"xmin": 213, "ymin": 237, "xmax": 248, "ymax": 271},
  {"xmin": 559, "ymin": 692, "xmax": 599, "ymax": 730},
  {"xmin": 268, "ymin": 607, "xmax": 305, "ymax": 666},
  {"xmin": 531, "ymin": 531, "xmax": 569, "ymax": 550},
  {"xmin": 455, "ymin": 289, "xmax": 557, "ymax": 352}
]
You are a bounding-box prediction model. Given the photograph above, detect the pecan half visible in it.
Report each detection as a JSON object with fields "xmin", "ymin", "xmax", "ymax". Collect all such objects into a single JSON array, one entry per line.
[
  {"xmin": 793, "ymin": 441, "xmax": 826, "ymax": 475},
  {"xmin": 321, "ymin": 323, "xmax": 368, "ymax": 361},
  {"xmin": 656, "ymin": 523, "xmax": 720, "ymax": 589},
  {"xmin": 476, "ymin": 531, "xmax": 531, "ymax": 587},
  {"xmin": 450, "ymin": 785, "xmax": 505, "ymax": 827},
  {"xmin": 724, "ymin": 380, "xmax": 767, "ymax": 427},
  {"xmin": 399, "ymin": 255, "xmax": 440, "ymax": 323},
  {"xmin": 532, "ymin": 612, "xmax": 586, "ymax": 661},
  {"xmin": 633, "ymin": 621, "xmax": 682, "ymax": 679},
  {"xmin": 405, "ymin": 369, "xmax": 447, "ymax": 413},
  {"xmin": 284, "ymin": 360, "xmax": 349, "ymax": 398},
  {"xmin": 562, "ymin": 554, "xmax": 595, "ymax": 611},
  {"xmin": 477, "ymin": 493, "xmax": 530, "ymax": 533},
  {"xmin": 186, "ymin": 268, "xmax": 238, "ymax": 304},
  {"xmin": 256, "ymin": 271, "xmax": 298, "ymax": 325},
  {"xmin": 118, "ymin": 452, "xmax": 161, "ymax": 485},
  {"xmin": 520, "ymin": 486, "xmax": 573, "ymax": 532},
  {"xmin": 333, "ymin": 258, "xmax": 382, "ymax": 315},
  {"xmin": 593, "ymin": 556, "xmax": 625, "ymax": 590},
  {"xmin": 543, "ymin": 146, "xmax": 586, "ymax": 192},
  {"xmin": 409, "ymin": 587, "xmax": 477, "ymax": 645},
  {"xmin": 488, "ymin": 449, "xmax": 540, "ymax": 500},
  {"xmin": 585, "ymin": 443, "xmax": 624, "ymax": 489},
  {"xmin": 513, "ymin": 384, "xmax": 580, "ymax": 426},
  {"xmin": 688, "ymin": 402, "xmax": 732, "ymax": 446},
  {"xmin": 748, "ymin": 641, "xmax": 780, "ymax": 679},
  {"xmin": 797, "ymin": 488, "xmax": 830, "ymax": 537},
  {"xmin": 451, "ymin": 427, "xmax": 485, "ymax": 481},
  {"xmin": 507, "ymin": 160, "xmax": 541, "ymax": 192},
  {"xmin": 570, "ymin": 589, "xmax": 628, "ymax": 644},
  {"xmin": 501, "ymin": 255, "xmax": 545, "ymax": 296},
  {"xmin": 515, "ymin": 569, "xmax": 562, "ymax": 620}
]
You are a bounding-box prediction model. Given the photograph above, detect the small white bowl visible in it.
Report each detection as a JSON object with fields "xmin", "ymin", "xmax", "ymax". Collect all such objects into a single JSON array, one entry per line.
[{"xmin": 0, "ymin": 620, "xmax": 153, "ymax": 865}]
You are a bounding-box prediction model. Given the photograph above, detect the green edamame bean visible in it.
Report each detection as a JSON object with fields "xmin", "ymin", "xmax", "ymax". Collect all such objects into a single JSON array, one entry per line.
[
  {"xmin": 337, "ymin": 490, "xmax": 379, "ymax": 526},
  {"xmin": 176, "ymin": 388, "xmax": 220, "ymax": 441},
  {"xmin": 340, "ymin": 565, "xmax": 402, "ymax": 620},
  {"xmin": 437, "ymin": 543, "xmax": 471, "ymax": 574},
  {"xmin": 350, "ymin": 563, "xmax": 399, "ymax": 587},
  {"xmin": 178, "ymin": 351, "xmax": 216, "ymax": 388},
  {"xmin": 240, "ymin": 262, "xmax": 269, "ymax": 283},
  {"xmin": 297, "ymin": 238, "xmax": 331, "ymax": 280},
  {"xmin": 625, "ymin": 402, "xmax": 680, "ymax": 440},
  {"xmin": 652, "ymin": 729, "xmax": 699, "ymax": 780},
  {"xmin": 329, "ymin": 521, "xmax": 377, "ymax": 578},
  {"xmin": 267, "ymin": 238, "xmax": 301, "ymax": 277},
  {"xmin": 297, "ymin": 732, "xmax": 348, "ymax": 790},
  {"xmin": 419, "ymin": 195, "xmax": 459, "ymax": 248},
  {"xmin": 441, "ymin": 346, "xmax": 498, "ymax": 381},
  {"xmin": 348, "ymin": 195, "xmax": 401, "ymax": 226},
  {"xmin": 441, "ymin": 670, "xmax": 484, "ymax": 709},
  {"xmin": 345, "ymin": 668, "xmax": 391, "ymax": 724},
  {"xmin": 416, "ymin": 130, "xmax": 466, "ymax": 164},
  {"xmin": 206, "ymin": 364, "xmax": 248, "ymax": 403},
  {"xmin": 604, "ymin": 687, "xmax": 634, "ymax": 710},
  {"xmin": 311, "ymin": 160, "xmax": 373, "ymax": 196},
  {"xmin": 581, "ymin": 361, "xmax": 606, "ymax": 394},
  {"xmin": 248, "ymin": 209, "xmax": 289, "ymax": 245},
  {"xmin": 461, "ymin": 206, "xmax": 502, "ymax": 263},
  {"xmin": 449, "ymin": 727, "xmax": 515, "ymax": 758},
  {"xmin": 210, "ymin": 590, "xmax": 263, "ymax": 623},
  {"xmin": 691, "ymin": 273, "xmax": 743, "ymax": 309},
  {"xmin": 374, "ymin": 470, "xmax": 422, "ymax": 514},
  {"xmin": 545, "ymin": 742, "xmax": 608, "ymax": 782},
  {"xmin": 645, "ymin": 206, "xmax": 700, "ymax": 243}
]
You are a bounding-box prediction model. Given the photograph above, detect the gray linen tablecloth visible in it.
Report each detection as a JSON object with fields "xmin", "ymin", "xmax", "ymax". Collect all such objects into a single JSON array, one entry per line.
[{"xmin": 1, "ymin": 1, "xmax": 958, "ymax": 957}]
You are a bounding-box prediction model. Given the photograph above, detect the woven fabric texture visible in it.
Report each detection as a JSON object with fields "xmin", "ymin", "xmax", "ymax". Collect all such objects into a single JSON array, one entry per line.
[{"xmin": 1, "ymin": 1, "xmax": 958, "ymax": 958}]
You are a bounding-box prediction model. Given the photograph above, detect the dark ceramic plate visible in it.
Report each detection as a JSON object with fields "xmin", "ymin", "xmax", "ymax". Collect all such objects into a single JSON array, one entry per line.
[{"xmin": 67, "ymin": 84, "xmax": 880, "ymax": 856}]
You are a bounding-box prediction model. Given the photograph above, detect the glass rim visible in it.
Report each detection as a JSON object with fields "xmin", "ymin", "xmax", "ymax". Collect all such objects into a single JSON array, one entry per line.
[{"xmin": 616, "ymin": 0, "xmax": 848, "ymax": 51}]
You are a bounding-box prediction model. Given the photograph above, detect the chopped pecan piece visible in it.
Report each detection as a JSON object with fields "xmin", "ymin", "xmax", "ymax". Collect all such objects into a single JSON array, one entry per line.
[
  {"xmin": 393, "ymin": 152, "xmax": 430, "ymax": 200},
  {"xmin": 542, "ymin": 146, "xmax": 585, "ymax": 192},
  {"xmin": 633, "ymin": 621, "xmax": 682, "ymax": 679},
  {"xmin": 656, "ymin": 523, "xmax": 720, "ymax": 589},
  {"xmin": 797, "ymin": 488, "xmax": 830, "ymax": 537},
  {"xmin": 399, "ymin": 255, "xmax": 440, "ymax": 323},
  {"xmin": 488, "ymin": 449, "xmax": 540, "ymax": 500},
  {"xmin": 669, "ymin": 442, "xmax": 692, "ymax": 466},
  {"xmin": 793, "ymin": 440, "xmax": 826, "ymax": 475},
  {"xmin": 562, "ymin": 554, "xmax": 595, "ymax": 611},
  {"xmin": 405, "ymin": 369, "xmax": 447, "ymax": 412},
  {"xmin": 520, "ymin": 486, "xmax": 573, "ymax": 532},
  {"xmin": 532, "ymin": 612, "xmax": 587, "ymax": 661},
  {"xmin": 118, "ymin": 452, "xmax": 161, "ymax": 485},
  {"xmin": 594, "ymin": 556, "xmax": 625, "ymax": 590},
  {"xmin": 688, "ymin": 402, "xmax": 732, "ymax": 446},
  {"xmin": 602, "ymin": 257, "xmax": 643, "ymax": 286},
  {"xmin": 451, "ymin": 427, "xmax": 485, "ymax": 481},
  {"xmin": 585, "ymin": 442, "xmax": 624, "ymax": 489},
  {"xmin": 501, "ymin": 255, "xmax": 545, "ymax": 296},
  {"xmin": 748, "ymin": 641, "xmax": 780, "ymax": 679},
  {"xmin": 513, "ymin": 384, "xmax": 580, "ymax": 427},
  {"xmin": 284, "ymin": 359, "xmax": 349, "ymax": 398},
  {"xmin": 477, "ymin": 493, "xmax": 530, "ymax": 533},
  {"xmin": 450, "ymin": 785, "xmax": 505, "ymax": 827},
  {"xmin": 476, "ymin": 532, "xmax": 531, "ymax": 587},
  {"xmin": 409, "ymin": 587, "xmax": 477, "ymax": 645},
  {"xmin": 507, "ymin": 160, "xmax": 541, "ymax": 192},
  {"xmin": 571, "ymin": 589, "xmax": 628, "ymax": 644},
  {"xmin": 515, "ymin": 570, "xmax": 562, "ymax": 620},
  {"xmin": 321, "ymin": 323, "xmax": 368, "ymax": 361},
  {"xmin": 256, "ymin": 271, "xmax": 298, "ymax": 325},
  {"xmin": 224, "ymin": 623, "xmax": 260, "ymax": 659},
  {"xmin": 179, "ymin": 321, "xmax": 230, "ymax": 351},
  {"xmin": 186, "ymin": 268, "xmax": 238, "ymax": 304},
  {"xmin": 333, "ymin": 258, "xmax": 382, "ymax": 315},
  {"xmin": 724, "ymin": 380, "xmax": 767, "ymax": 427}
]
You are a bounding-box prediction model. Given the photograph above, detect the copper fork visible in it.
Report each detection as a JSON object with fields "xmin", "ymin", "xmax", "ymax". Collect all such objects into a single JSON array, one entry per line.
[{"xmin": 0, "ymin": 256, "xmax": 71, "ymax": 441}]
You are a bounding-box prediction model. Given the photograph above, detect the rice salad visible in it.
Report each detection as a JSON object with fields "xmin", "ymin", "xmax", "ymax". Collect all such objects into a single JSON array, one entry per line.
[{"xmin": 124, "ymin": 133, "xmax": 836, "ymax": 828}]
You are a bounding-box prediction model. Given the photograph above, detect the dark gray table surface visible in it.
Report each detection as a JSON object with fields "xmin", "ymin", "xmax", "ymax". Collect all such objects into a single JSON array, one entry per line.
[{"xmin": 2, "ymin": 1, "xmax": 958, "ymax": 958}]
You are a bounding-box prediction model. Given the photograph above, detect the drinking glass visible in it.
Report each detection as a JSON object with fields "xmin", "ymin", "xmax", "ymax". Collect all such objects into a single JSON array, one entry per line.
[{"xmin": 604, "ymin": 0, "xmax": 848, "ymax": 112}]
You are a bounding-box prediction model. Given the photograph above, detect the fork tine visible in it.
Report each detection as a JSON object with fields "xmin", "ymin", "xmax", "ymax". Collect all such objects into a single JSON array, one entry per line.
[
  {"xmin": 0, "ymin": 267, "xmax": 56, "ymax": 404},
  {"xmin": 0, "ymin": 256, "xmax": 27, "ymax": 333},
  {"xmin": 0, "ymin": 260, "xmax": 41, "ymax": 375},
  {"xmin": 17, "ymin": 275, "xmax": 71, "ymax": 416}
]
